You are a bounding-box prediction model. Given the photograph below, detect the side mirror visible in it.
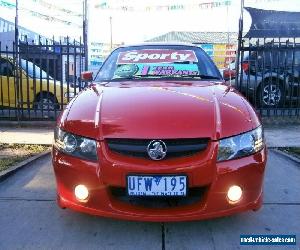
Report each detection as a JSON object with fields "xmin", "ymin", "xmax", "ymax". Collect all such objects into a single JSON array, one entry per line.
[
  {"xmin": 223, "ymin": 69, "xmax": 236, "ymax": 81},
  {"xmin": 81, "ymin": 71, "xmax": 93, "ymax": 82}
]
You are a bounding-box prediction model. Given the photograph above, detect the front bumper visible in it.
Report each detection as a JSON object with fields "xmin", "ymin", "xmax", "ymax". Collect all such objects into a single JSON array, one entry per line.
[{"xmin": 52, "ymin": 141, "xmax": 267, "ymax": 222}]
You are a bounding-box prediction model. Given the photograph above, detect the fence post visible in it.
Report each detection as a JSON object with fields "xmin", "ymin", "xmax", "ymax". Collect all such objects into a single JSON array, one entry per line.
[{"xmin": 235, "ymin": 1, "xmax": 244, "ymax": 88}]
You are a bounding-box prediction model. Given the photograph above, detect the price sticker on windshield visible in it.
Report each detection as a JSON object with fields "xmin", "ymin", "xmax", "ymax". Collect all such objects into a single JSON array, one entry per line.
[{"xmin": 113, "ymin": 63, "xmax": 200, "ymax": 78}]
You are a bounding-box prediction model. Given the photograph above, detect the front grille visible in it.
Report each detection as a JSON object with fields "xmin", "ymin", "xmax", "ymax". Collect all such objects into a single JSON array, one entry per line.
[
  {"xmin": 106, "ymin": 138, "xmax": 209, "ymax": 159},
  {"xmin": 110, "ymin": 187, "xmax": 207, "ymax": 208}
]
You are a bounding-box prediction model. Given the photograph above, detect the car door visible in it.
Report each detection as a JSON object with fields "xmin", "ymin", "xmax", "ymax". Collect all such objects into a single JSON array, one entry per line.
[
  {"xmin": 19, "ymin": 62, "xmax": 35, "ymax": 109},
  {"xmin": 0, "ymin": 58, "xmax": 16, "ymax": 107}
]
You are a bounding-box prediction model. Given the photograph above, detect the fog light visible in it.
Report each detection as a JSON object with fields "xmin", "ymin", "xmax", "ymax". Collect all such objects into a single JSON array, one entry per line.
[
  {"xmin": 74, "ymin": 185, "xmax": 89, "ymax": 201},
  {"xmin": 227, "ymin": 185, "xmax": 242, "ymax": 202}
]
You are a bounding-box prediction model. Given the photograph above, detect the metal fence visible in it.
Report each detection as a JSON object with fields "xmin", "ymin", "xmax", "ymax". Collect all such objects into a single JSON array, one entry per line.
[
  {"xmin": 2, "ymin": 36, "xmax": 300, "ymax": 121},
  {"xmin": 0, "ymin": 37, "xmax": 86, "ymax": 121},
  {"xmin": 233, "ymin": 37, "xmax": 300, "ymax": 117}
]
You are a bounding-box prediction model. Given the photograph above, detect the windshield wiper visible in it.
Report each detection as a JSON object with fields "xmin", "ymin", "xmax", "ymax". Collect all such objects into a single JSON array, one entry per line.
[
  {"xmin": 109, "ymin": 74, "xmax": 221, "ymax": 81},
  {"xmin": 181, "ymin": 74, "xmax": 221, "ymax": 80},
  {"xmin": 111, "ymin": 75, "xmax": 144, "ymax": 81},
  {"xmin": 111, "ymin": 75, "xmax": 162, "ymax": 81},
  {"xmin": 156, "ymin": 74, "xmax": 221, "ymax": 80}
]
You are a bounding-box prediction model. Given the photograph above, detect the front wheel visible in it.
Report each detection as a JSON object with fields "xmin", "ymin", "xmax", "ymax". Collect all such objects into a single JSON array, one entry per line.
[
  {"xmin": 257, "ymin": 80, "xmax": 284, "ymax": 107},
  {"xmin": 34, "ymin": 93, "xmax": 59, "ymax": 110}
]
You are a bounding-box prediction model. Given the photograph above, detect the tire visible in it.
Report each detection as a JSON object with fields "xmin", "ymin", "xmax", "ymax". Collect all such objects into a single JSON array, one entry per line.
[
  {"xmin": 257, "ymin": 79, "xmax": 284, "ymax": 107},
  {"xmin": 34, "ymin": 92, "xmax": 59, "ymax": 111}
]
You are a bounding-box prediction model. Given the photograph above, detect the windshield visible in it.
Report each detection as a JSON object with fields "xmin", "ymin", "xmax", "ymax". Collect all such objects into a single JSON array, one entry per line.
[
  {"xmin": 95, "ymin": 45, "xmax": 222, "ymax": 82},
  {"xmin": 20, "ymin": 59, "xmax": 53, "ymax": 80}
]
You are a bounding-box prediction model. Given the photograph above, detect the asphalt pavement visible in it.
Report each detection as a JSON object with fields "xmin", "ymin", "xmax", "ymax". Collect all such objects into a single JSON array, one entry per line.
[{"xmin": 0, "ymin": 150, "xmax": 299, "ymax": 250}]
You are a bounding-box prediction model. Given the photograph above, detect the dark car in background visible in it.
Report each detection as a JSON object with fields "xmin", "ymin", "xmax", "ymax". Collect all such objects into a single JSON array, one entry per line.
[{"xmin": 225, "ymin": 48, "xmax": 300, "ymax": 107}]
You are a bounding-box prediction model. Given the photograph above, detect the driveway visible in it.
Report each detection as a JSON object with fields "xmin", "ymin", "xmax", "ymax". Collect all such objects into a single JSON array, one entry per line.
[{"xmin": 0, "ymin": 150, "xmax": 299, "ymax": 250}]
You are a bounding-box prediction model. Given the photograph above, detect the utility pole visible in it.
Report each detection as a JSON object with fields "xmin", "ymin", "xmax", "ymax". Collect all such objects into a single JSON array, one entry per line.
[
  {"xmin": 15, "ymin": 0, "xmax": 18, "ymax": 47},
  {"xmin": 15, "ymin": 0, "xmax": 20, "ymax": 121},
  {"xmin": 83, "ymin": 0, "xmax": 88, "ymax": 71},
  {"xmin": 235, "ymin": 0, "xmax": 244, "ymax": 88},
  {"xmin": 110, "ymin": 16, "xmax": 113, "ymax": 50},
  {"xmin": 226, "ymin": 1, "xmax": 231, "ymax": 84}
]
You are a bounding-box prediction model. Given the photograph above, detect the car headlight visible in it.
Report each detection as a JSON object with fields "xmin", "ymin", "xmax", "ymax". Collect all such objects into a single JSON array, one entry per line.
[
  {"xmin": 217, "ymin": 126, "xmax": 264, "ymax": 161},
  {"xmin": 54, "ymin": 127, "xmax": 97, "ymax": 161}
]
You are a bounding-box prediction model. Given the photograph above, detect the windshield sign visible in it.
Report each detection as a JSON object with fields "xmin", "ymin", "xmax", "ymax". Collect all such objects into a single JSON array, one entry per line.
[{"xmin": 117, "ymin": 49, "xmax": 198, "ymax": 64}]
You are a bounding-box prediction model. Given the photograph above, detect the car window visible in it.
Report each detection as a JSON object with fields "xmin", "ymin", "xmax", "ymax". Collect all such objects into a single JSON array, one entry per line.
[
  {"xmin": 0, "ymin": 59, "xmax": 14, "ymax": 77},
  {"xmin": 20, "ymin": 59, "xmax": 53, "ymax": 79},
  {"xmin": 95, "ymin": 45, "xmax": 222, "ymax": 82},
  {"xmin": 249, "ymin": 50, "xmax": 300, "ymax": 69}
]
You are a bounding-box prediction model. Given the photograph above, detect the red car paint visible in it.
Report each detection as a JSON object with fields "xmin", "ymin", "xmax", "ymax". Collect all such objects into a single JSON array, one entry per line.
[{"xmin": 53, "ymin": 45, "xmax": 267, "ymax": 222}]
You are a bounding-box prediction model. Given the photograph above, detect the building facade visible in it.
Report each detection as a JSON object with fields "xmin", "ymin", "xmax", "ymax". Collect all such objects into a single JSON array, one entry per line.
[{"xmin": 146, "ymin": 31, "xmax": 237, "ymax": 69}]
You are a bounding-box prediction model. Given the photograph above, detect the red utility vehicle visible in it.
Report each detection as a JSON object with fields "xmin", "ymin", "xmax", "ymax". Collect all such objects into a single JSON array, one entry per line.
[{"xmin": 52, "ymin": 43, "xmax": 267, "ymax": 222}]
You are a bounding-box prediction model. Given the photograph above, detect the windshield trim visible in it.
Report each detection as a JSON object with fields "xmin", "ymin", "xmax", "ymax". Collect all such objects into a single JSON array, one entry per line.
[
  {"xmin": 95, "ymin": 45, "xmax": 222, "ymax": 82},
  {"xmin": 104, "ymin": 76, "xmax": 222, "ymax": 82}
]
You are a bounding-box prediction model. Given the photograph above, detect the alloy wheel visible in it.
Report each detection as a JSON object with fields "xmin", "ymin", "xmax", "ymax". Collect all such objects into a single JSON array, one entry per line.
[{"xmin": 262, "ymin": 84, "xmax": 282, "ymax": 106}]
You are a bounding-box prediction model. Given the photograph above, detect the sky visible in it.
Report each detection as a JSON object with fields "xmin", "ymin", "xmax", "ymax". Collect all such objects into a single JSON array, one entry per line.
[
  {"xmin": 1, "ymin": 0, "xmax": 300, "ymax": 44},
  {"xmin": 87, "ymin": 0, "xmax": 300, "ymax": 43}
]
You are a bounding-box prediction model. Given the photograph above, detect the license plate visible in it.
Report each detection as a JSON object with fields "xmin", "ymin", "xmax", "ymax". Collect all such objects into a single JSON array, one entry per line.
[{"xmin": 127, "ymin": 175, "xmax": 187, "ymax": 197}]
